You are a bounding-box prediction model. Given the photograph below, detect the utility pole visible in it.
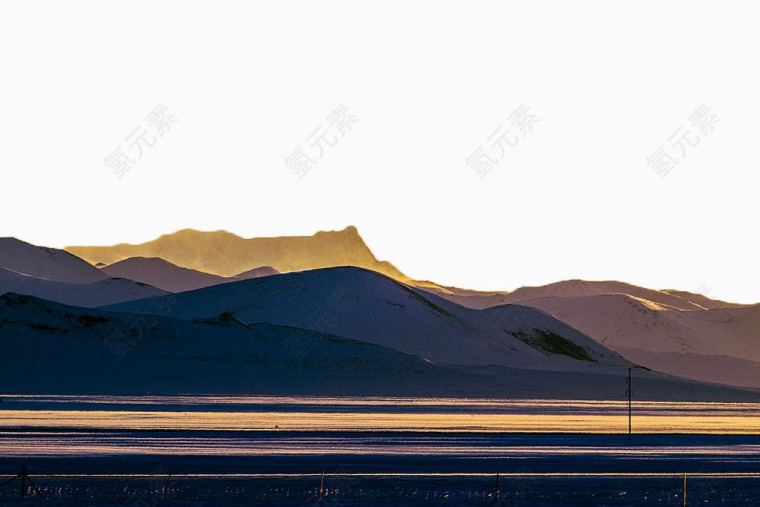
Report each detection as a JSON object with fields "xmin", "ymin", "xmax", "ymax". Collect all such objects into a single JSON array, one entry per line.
[
  {"xmin": 626, "ymin": 368, "xmax": 633, "ymax": 440},
  {"xmin": 0, "ymin": 466, "xmax": 43, "ymax": 499},
  {"xmin": 162, "ymin": 470, "xmax": 172, "ymax": 499}
]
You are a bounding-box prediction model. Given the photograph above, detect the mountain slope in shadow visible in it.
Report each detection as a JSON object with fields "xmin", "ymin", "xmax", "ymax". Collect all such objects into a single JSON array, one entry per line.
[{"xmin": 1, "ymin": 293, "xmax": 755, "ymax": 401}]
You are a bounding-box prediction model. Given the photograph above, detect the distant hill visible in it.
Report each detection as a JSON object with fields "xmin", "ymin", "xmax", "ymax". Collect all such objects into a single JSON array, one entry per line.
[
  {"xmin": 428, "ymin": 279, "xmax": 746, "ymax": 311},
  {"xmin": 101, "ymin": 257, "xmax": 279, "ymax": 293},
  {"xmin": 67, "ymin": 227, "xmax": 419, "ymax": 284},
  {"xmin": 513, "ymin": 294, "xmax": 760, "ymax": 389}
]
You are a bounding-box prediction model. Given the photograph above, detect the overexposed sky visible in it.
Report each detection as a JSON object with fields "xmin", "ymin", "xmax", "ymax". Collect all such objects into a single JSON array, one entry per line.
[{"xmin": 1, "ymin": 1, "xmax": 758, "ymax": 303}]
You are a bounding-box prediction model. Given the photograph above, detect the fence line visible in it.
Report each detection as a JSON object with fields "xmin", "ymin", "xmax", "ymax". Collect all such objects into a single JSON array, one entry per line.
[{"xmin": 4, "ymin": 468, "xmax": 760, "ymax": 503}]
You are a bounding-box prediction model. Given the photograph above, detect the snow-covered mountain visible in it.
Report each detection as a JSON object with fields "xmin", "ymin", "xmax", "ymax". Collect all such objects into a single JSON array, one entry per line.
[
  {"xmin": 0, "ymin": 239, "xmax": 168, "ymax": 306},
  {"xmin": 423, "ymin": 281, "xmax": 760, "ymax": 388},
  {"xmin": 428, "ymin": 279, "xmax": 745, "ymax": 311},
  {"xmin": 5, "ymin": 231, "xmax": 760, "ymax": 396},
  {"xmin": 103, "ymin": 266, "xmax": 628, "ymax": 370},
  {"xmin": 0, "ymin": 237, "xmax": 110, "ymax": 284},
  {"xmin": 426, "ymin": 279, "xmax": 758, "ymax": 389},
  {"xmin": 0, "ymin": 266, "xmax": 167, "ymax": 307},
  {"xmin": 510, "ymin": 294, "xmax": 760, "ymax": 389},
  {"xmin": 1, "ymin": 293, "xmax": 753, "ymax": 400}
]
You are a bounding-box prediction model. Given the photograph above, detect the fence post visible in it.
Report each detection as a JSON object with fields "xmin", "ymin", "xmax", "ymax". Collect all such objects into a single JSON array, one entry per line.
[
  {"xmin": 494, "ymin": 471, "xmax": 500, "ymax": 503},
  {"xmin": 20, "ymin": 466, "xmax": 26, "ymax": 498},
  {"xmin": 318, "ymin": 470, "xmax": 325, "ymax": 503},
  {"xmin": 683, "ymin": 473, "xmax": 686, "ymax": 507}
]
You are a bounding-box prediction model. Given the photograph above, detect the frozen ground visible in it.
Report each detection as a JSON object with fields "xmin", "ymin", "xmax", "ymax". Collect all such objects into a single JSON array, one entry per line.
[
  {"xmin": 3, "ymin": 471, "xmax": 760, "ymax": 505},
  {"xmin": 2, "ymin": 396, "xmax": 760, "ymax": 504}
]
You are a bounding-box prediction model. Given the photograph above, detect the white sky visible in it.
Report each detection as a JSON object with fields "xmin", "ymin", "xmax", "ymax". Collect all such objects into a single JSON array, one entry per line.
[{"xmin": 1, "ymin": 1, "xmax": 759, "ymax": 303}]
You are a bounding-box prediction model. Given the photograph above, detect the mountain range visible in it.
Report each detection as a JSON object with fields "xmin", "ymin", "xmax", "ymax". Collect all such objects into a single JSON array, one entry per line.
[
  {"xmin": 1, "ymin": 227, "xmax": 758, "ymax": 398},
  {"xmin": 67, "ymin": 226, "xmax": 411, "ymax": 280}
]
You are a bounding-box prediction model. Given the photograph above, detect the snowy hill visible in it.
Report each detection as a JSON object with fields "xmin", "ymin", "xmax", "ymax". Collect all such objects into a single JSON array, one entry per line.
[
  {"xmin": 422, "ymin": 280, "xmax": 759, "ymax": 389},
  {"xmin": 1, "ymin": 293, "xmax": 754, "ymax": 401},
  {"xmin": 429, "ymin": 279, "xmax": 745, "ymax": 311},
  {"xmin": 0, "ymin": 266, "xmax": 167, "ymax": 307},
  {"xmin": 0, "ymin": 237, "xmax": 109, "ymax": 284},
  {"xmin": 510, "ymin": 294, "xmax": 760, "ymax": 388},
  {"xmin": 101, "ymin": 257, "xmax": 279, "ymax": 293},
  {"xmin": 0, "ymin": 292, "xmax": 453, "ymax": 396},
  {"xmin": 103, "ymin": 267, "xmax": 628, "ymax": 370}
]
